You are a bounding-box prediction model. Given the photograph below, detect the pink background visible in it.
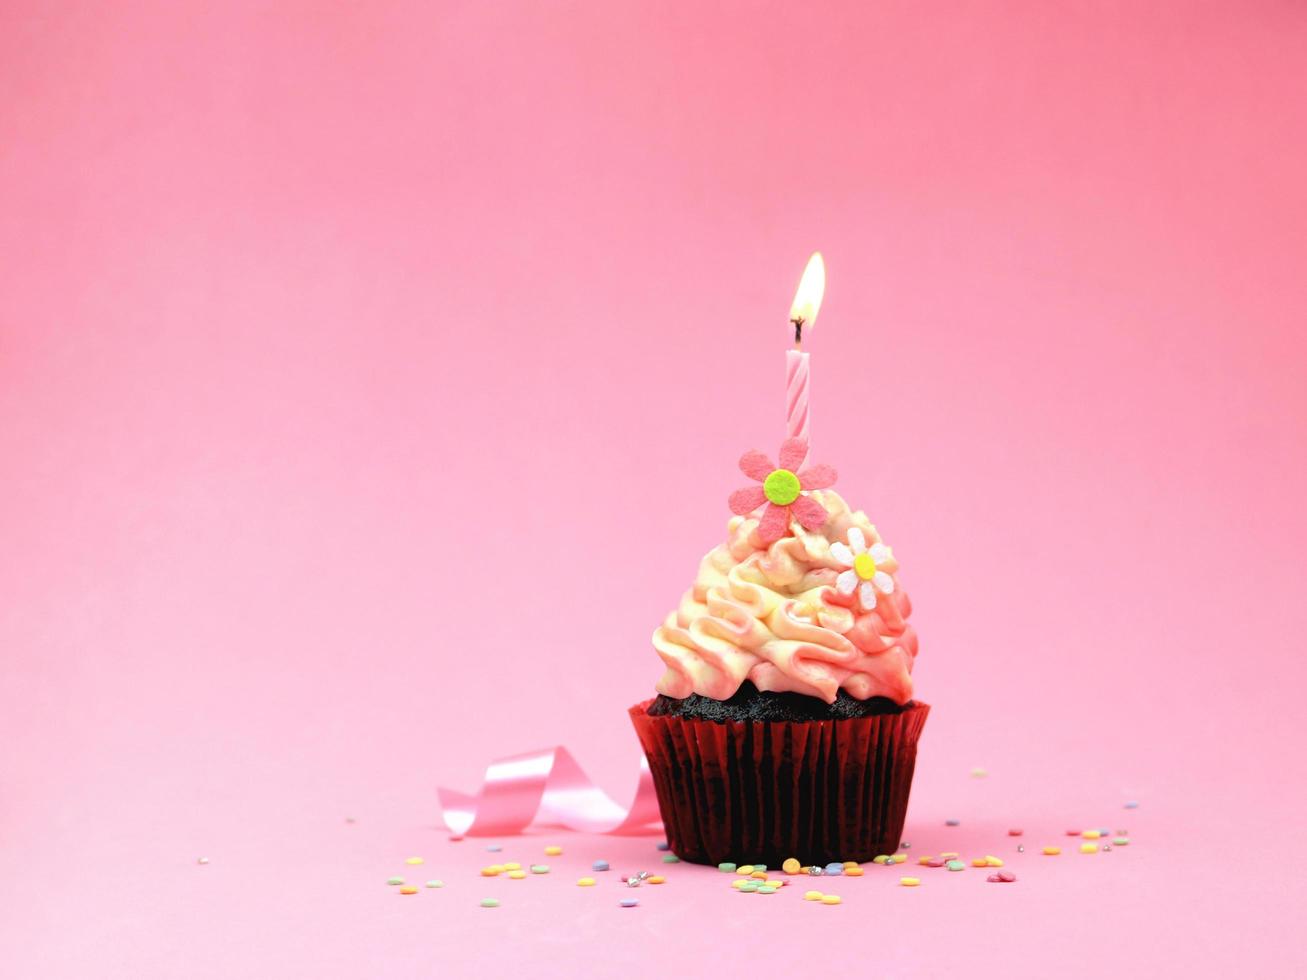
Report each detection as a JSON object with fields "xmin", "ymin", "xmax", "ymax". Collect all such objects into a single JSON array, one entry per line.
[{"xmin": 3, "ymin": 2, "xmax": 1305, "ymax": 977}]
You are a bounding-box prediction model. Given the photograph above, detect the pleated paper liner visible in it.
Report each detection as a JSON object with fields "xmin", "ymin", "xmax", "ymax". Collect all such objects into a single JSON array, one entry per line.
[{"xmin": 629, "ymin": 698, "xmax": 929, "ymax": 866}]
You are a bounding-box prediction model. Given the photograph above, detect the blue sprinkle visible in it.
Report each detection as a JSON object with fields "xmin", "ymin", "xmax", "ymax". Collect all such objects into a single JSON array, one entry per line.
[
  {"xmin": 486, "ymin": 844, "xmax": 502, "ymax": 852},
  {"xmin": 1125, "ymin": 801, "xmax": 1140, "ymax": 809},
  {"xmin": 946, "ymin": 819, "xmax": 960, "ymax": 826},
  {"xmin": 1098, "ymin": 828, "xmax": 1111, "ymax": 836},
  {"xmin": 592, "ymin": 860, "xmax": 610, "ymax": 872},
  {"xmin": 620, "ymin": 898, "xmax": 639, "ymax": 908},
  {"xmin": 823, "ymin": 862, "xmax": 844, "ymax": 875},
  {"xmin": 656, "ymin": 841, "xmax": 670, "ymax": 851}
]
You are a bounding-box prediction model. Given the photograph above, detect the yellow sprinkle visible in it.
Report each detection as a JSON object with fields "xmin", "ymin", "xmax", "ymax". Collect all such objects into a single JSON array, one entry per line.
[
  {"xmin": 545, "ymin": 846, "xmax": 563, "ymax": 856},
  {"xmin": 503, "ymin": 862, "xmax": 521, "ymax": 871},
  {"xmin": 821, "ymin": 894, "xmax": 842, "ymax": 905},
  {"xmin": 782, "ymin": 858, "xmax": 802, "ymax": 874},
  {"xmin": 1080, "ymin": 843, "xmax": 1098, "ymax": 854},
  {"xmin": 873, "ymin": 855, "xmax": 890, "ymax": 864},
  {"xmin": 404, "ymin": 857, "xmax": 424, "ymax": 865},
  {"xmin": 577, "ymin": 877, "xmax": 596, "ymax": 886},
  {"xmin": 731, "ymin": 879, "xmax": 749, "ymax": 889},
  {"xmin": 842, "ymin": 861, "xmax": 859, "ymax": 869},
  {"xmin": 480, "ymin": 866, "xmax": 502, "ymax": 877},
  {"xmin": 985, "ymin": 856, "xmax": 1004, "ymax": 867},
  {"xmin": 1082, "ymin": 830, "xmax": 1101, "ymax": 839},
  {"xmin": 737, "ymin": 865, "xmax": 755, "ymax": 875},
  {"xmin": 399, "ymin": 885, "xmax": 418, "ymax": 895},
  {"xmin": 648, "ymin": 875, "xmax": 665, "ymax": 884},
  {"xmin": 971, "ymin": 858, "xmax": 989, "ymax": 867},
  {"xmin": 917, "ymin": 856, "xmax": 934, "ymax": 865},
  {"xmin": 750, "ymin": 871, "xmax": 767, "ymax": 880},
  {"xmin": 845, "ymin": 867, "xmax": 864, "ymax": 877},
  {"xmin": 940, "ymin": 852, "xmax": 959, "ymax": 859},
  {"xmin": 804, "ymin": 890, "xmax": 824, "ymax": 901},
  {"xmin": 890, "ymin": 854, "xmax": 908, "ymax": 864},
  {"xmin": 1043, "ymin": 847, "xmax": 1062, "ymax": 856},
  {"xmin": 900, "ymin": 877, "xmax": 921, "ymax": 887},
  {"xmin": 507, "ymin": 870, "xmax": 526, "ymax": 879}
]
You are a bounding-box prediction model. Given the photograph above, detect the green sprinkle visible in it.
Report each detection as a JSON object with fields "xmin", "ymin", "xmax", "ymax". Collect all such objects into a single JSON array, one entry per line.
[
  {"xmin": 1113, "ymin": 837, "xmax": 1130, "ymax": 846},
  {"xmin": 662, "ymin": 854, "xmax": 680, "ymax": 863},
  {"xmin": 753, "ymin": 864, "xmax": 767, "ymax": 872},
  {"xmin": 757, "ymin": 885, "xmax": 777, "ymax": 894},
  {"xmin": 717, "ymin": 862, "xmax": 737, "ymax": 873},
  {"xmin": 529, "ymin": 864, "xmax": 549, "ymax": 874},
  {"xmin": 386, "ymin": 877, "xmax": 404, "ymax": 885},
  {"xmin": 425, "ymin": 880, "xmax": 444, "ymax": 888},
  {"xmin": 479, "ymin": 898, "xmax": 500, "ymax": 908},
  {"xmin": 740, "ymin": 882, "xmax": 759, "ymax": 892},
  {"xmin": 946, "ymin": 860, "xmax": 966, "ymax": 872}
]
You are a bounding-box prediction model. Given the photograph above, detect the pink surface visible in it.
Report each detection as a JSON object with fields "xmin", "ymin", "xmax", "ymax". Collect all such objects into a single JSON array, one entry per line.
[{"xmin": 2, "ymin": 2, "xmax": 1305, "ymax": 976}]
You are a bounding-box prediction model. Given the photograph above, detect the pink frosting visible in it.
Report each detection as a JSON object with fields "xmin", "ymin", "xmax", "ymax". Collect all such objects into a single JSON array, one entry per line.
[{"xmin": 653, "ymin": 490, "xmax": 918, "ymax": 704}]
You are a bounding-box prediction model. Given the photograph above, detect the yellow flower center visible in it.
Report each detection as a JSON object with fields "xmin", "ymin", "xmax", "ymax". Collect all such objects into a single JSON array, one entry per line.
[
  {"xmin": 853, "ymin": 552, "xmax": 877, "ymax": 581},
  {"xmin": 762, "ymin": 468, "xmax": 802, "ymax": 506}
]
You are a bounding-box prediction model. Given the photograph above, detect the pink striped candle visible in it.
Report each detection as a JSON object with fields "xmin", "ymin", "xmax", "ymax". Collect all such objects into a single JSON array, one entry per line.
[{"xmin": 786, "ymin": 253, "xmax": 826, "ymax": 470}]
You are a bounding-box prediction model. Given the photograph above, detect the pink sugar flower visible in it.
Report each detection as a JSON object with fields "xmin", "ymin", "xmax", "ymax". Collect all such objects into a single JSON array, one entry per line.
[{"xmin": 727, "ymin": 437, "xmax": 838, "ymax": 544}]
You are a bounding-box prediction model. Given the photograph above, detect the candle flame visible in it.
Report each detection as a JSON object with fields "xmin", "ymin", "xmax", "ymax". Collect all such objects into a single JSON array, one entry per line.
[{"xmin": 789, "ymin": 252, "xmax": 826, "ymax": 334}]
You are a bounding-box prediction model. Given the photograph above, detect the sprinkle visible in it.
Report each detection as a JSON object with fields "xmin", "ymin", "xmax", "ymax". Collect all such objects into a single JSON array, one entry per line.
[
  {"xmin": 426, "ymin": 880, "xmax": 444, "ymax": 888},
  {"xmin": 758, "ymin": 885, "xmax": 777, "ymax": 894},
  {"xmin": 940, "ymin": 852, "xmax": 959, "ymax": 859},
  {"xmin": 1065, "ymin": 829, "xmax": 1082, "ymax": 836},
  {"xmin": 890, "ymin": 854, "xmax": 908, "ymax": 865},
  {"xmin": 1080, "ymin": 843, "xmax": 1098, "ymax": 854},
  {"xmin": 917, "ymin": 856, "xmax": 934, "ymax": 865},
  {"xmin": 196, "ymin": 857, "xmax": 209, "ymax": 865},
  {"xmin": 971, "ymin": 858, "xmax": 989, "ymax": 868},
  {"xmin": 1082, "ymin": 830, "xmax": 1101, "ymax": 839},
  {"xmin": 620, "ymin": 897, "xmax": 639, "ymax": 908},
  {"xmin": 740, "ymin": 882, "xmax": 759, "ymax": 893},
  {"xmin": 1042, "ymin": 847, "xmax": 1061, "ymax": 856},
  {"xmin": 807, "ymin": 866, "xmax": 824, "ymax": 876},
  {"xmin": 900, "ymin": 877, "xmax": 920, "ymax": 887},
  {"xmin": 529, "ymin": 864, "xmax": 549, "ymax": 874},
  {"xmin": 1103, "ymin": 845, "xmax": 1112, "ymax": 852},
  {"xmin": 945, "ymin": 819, "xmax": 960, "ymax": 826},
  {"xmin": 648, "ymin": 875, "xmax": 665, "ymax": 884},
  {"xmin": 842, "ymin": 860, "xmax": 859, "ymax": 869},
  {"xmin": 404, "ymin": 856, "xmax": 424, "ymax": 865},
  {"xmin": 872, "ymin": 855, "xmax": 890, "ymax": 865},
  {"xmin": 750, "ymin": 871, "xmax": 768, "ymax": 880},
  {"xmin": 737, "ymin": 865, "xmax": 755, "ymax": 875},
  {"xmin": 386, "ymin": 877, "xmax": 404, "ymax": 885},
  {"xmin": 486, "ymin": 844, "xmax": 502, "ymax": 852},
  {"xmin": 480, "ymin": 867, "xmax": 502, "ymax": 877},
  {"xmin": 1098, "ymin": 828, "xmax": 1111, "ymax": 836},
  {"xmin": 782, "ymin": 858, "xmax": 801, "ymax": 874},
  {"xmin": 479, "ymin": 898, "xmax": 499, "ymax": 908},
  {"xmin": 804, "ymin": 890, "xmax": 824, "ymax": 901},
  {"xmin": 731, "ymin": 879, "xmax": 748, "ymax": 889},
  {"xmin": 900, "ymin": 842, "xmax": 911, "ymax": 849},
  {"xmin": 754, "ymin": 864, "xmax": 767, "ymax": 872},
  {"xmin": 823, "ymin": 863, "xmax": 844, "ymax": 875},
  {"xmin": 924, "ymin": 859, "xmax": 945, "ymax": 868},
  {"xmin": 544, "ymin": 846, "xmax": 563, "ymax": 856},
  {"xmin": 503, "ymin": 862, "xmax": 521, "ymax": 871},
  {"xmin": 946, "ymin": 861, "xmax": 966, "ymax": 872},
  {"xmin": 399, "ymin": 886, "xmax": 418, "ymax": 895},
  {"xmin": 1125, "ymin": 801, "xmax": 1140, "ymax": 809},
  {"xmin": 508, "ymin": 870, "xmax": 526, "ymax": 879},
  {"xmin": 592, "ymin": 860, "xmax": 610, "ymax": 872},
  {"xmin": 820, "ymin": 894, "xmax": 842, "ymax": 905},
  {"xmin": 845, "ymin": 866, "xmax": 864, "ymax": 877},
  {"xmin": 656, "ymin": 841, "xmax": 670, "ymax": 850},
  {"xmin": 1113, "ymin": 837, "xmax": 1130, "ymax": 846},
  {"xmin": 717, "ymin": 862, "xmax": 737, "ymax": 873},
  {"xmin": 662, "ymin": 854, "xmax": 680, "ymax": 864},
  {"xmin": 970, "ymin": 767, "xmax": 988, "ymax": 778},
  {"xmin": 577, "ymin": 877, "xmax": 596, "ymax": 887},
  {"xmin": 986, "ymin": 871, "xmax": 1017, "ymax": 883},
  {"xmin": 1008, "ymin": 829, "xmax": 1023, "ymax": 836},
  {"xmin": 985, "ymin": 856, "xmax": 1004, "ymax": 867},
  {"xmin": 1017, "ymin": 845, "xmax": 1025, "ymax": 853}
]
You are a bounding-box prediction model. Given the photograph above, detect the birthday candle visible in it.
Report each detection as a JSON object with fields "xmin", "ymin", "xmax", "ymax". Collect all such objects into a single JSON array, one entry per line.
[{"xmin": 787, "ymin": 252, "xmax": 826, "ymax": 470}]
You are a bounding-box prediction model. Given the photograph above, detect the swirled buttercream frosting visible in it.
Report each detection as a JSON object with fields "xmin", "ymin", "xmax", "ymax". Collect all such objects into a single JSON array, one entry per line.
[{"xmin": 653, "ymin": 491, "xmax": 917, "ymax": 704}]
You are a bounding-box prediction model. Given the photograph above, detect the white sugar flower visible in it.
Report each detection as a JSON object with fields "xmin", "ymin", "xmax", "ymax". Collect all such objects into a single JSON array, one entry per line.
[{"xmin": 830, "ymin": 527, "xmax": 895, "ymax": 610}]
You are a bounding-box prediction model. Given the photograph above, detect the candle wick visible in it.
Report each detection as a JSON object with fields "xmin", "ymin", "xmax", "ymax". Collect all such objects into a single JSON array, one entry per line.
[{"xmin": 791, "ymin": 317, "xmax": 804, "ymax": 347}]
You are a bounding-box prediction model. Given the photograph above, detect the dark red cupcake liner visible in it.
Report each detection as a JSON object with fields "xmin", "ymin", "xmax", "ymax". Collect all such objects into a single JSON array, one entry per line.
[{"xmin": 629, "ymin": 698, "xmax": 929, "ymax": 866}]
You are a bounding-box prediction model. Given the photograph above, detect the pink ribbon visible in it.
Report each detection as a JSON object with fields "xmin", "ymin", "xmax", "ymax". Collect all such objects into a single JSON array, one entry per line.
[{"xmin": 438, "ymin": 747, "xmax": 663, "ymax": 838}]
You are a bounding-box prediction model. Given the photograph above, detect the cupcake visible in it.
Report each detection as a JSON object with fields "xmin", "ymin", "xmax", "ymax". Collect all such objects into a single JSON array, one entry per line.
[{"xmin": 629, "ymin": 436, "xmax": 927, "ymax": 865}]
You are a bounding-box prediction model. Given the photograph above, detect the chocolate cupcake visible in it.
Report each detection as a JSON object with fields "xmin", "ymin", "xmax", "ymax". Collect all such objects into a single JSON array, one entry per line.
[{"xmin": 630, "ymin": 437, "xmax": 928, "ymax": 865}]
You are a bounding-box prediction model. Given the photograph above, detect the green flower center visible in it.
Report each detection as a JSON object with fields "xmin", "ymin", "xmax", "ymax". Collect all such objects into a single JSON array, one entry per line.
[{"xmin": 763, "ymin": 468, "xmax": 801, "ymax": 506}]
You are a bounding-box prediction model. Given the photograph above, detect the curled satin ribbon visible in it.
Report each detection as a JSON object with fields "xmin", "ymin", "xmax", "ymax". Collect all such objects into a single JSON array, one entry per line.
[{"xmin": 438, "ymin": 747, "xmax": 662, "ymax": 838}]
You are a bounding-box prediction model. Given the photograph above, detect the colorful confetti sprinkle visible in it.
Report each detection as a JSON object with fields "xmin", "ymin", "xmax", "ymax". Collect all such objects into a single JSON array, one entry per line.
[
  {"xmin": 426, "ymin": 880, "xmax": 444, "ymax": 888},
  {"xmin": 405, "ymin": 857, "xmax": 424, "ymax": 865},
  {"xmin": 386, "ymin": 877, "xmax": 404, "ymax": 885},
  {"xmin": 783, "ymin": 857, "xmax": 801, "ymax": 874},
  {"xmin": 620, "ymin": 898, "xmax": 639, "ymax": 908},
  {"xmin": 544, "ymin": 845, "xmax": 563, "ymax": 856},
  {"xmin": 479, "ymin": 898, "xmax": 500, "ymax": 908},
  {"xmin": 592, "ymin": 860, "xmax": 610, "ymax": 872},
  {"xmin": 1043, "ymin": 847, "xmax": 1061, "ymax": 856},
  {"xmin": 577, "ymin": 877, "xmax": 596, "ymax": 887},
  {"xmin": 820, "ymin": 894, "xmax": 842, "ymax": 905},
  {"xmin": 399, "ymin": 886, "xmax": 418, "ymax": 895},
  {"xmin": 717, "ymin": 862, "xmax": 736, "ymax": 873},
  {"xmin": 662, "ymin": 854, "xmax": 680, "ymax": 864},
  {"xmin": 900, "ymin": 877, "xmax": 921, "ymax": 887},
  {"xmin": 529, "ymin": 864, "xmax": 549, "ymax": 874}
]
